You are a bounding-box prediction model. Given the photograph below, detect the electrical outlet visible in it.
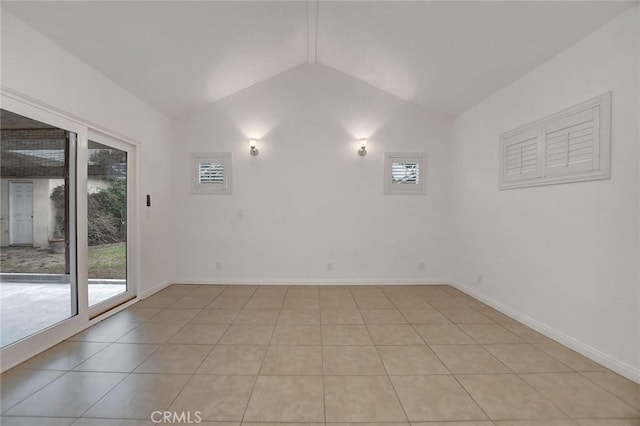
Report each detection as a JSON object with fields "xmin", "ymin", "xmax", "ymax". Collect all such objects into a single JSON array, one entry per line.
[
  {"xmin": 419, "ymin": 262, "xmax": 425, "ymax": 271},
  {"xmin": 237, "ymin": 210, "xmax": 244, "ymax": 219},
  {"xmin": 327, "ymin": 262, "xmax": 333, "ymax": 272},
  {"xmin": 216, "ymin": 261, "xmax": 222, "ymax": 270},
  {"xmin": 477, "ymin": 273, "xmax": 483, "ymax": 284}
]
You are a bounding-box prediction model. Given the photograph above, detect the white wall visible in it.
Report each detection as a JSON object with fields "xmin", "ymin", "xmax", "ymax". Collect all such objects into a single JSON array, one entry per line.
[
  {"xmin": 1, "ymin": 12, "xmax": 174, "ymax": 294},
  {"xmin": 172, "ymin": 63, "xmax": 452, "ymax": 284},
  {"xmin": 450, "ymin": 7, "xmax": 639, "ymax": 379}
]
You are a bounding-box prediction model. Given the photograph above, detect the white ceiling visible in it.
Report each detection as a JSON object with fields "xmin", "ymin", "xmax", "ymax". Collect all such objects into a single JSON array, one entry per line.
[{"xmin": 2, "ymin": 1, "xmax": 636, "ymax": 118}]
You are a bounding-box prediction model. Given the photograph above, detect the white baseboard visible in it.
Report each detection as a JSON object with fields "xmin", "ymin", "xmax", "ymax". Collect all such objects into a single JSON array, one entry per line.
[
  {"xmin": 171, "ymin": 277, "xmax": 449, "ymax": 286},
  {"xmin": 450, "ymin": 279, "xmax": 640, "ymax": 384}
]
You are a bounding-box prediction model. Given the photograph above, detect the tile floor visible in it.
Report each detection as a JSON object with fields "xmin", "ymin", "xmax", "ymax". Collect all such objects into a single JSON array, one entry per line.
[{"xmin": 1, "ymin": 284, "xmax": 638, "ymax": 426}]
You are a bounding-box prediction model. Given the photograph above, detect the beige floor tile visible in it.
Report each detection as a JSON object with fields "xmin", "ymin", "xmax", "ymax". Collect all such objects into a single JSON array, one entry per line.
[
  {"xmin": 350, "ymin": 288, "xmax": 386, "ymax": 298},
  {"xmin": 576, "ymin": 420, "xmax": 640, "ymax": 426},
  {"xmin": 323, "ymin": 346, "xmax": 386, "ymax": 375},
  {"xmin": 146, "ymin": 309, "xmax": 201, "ymax": 324},
  {"xmin": 582, "ymin": 371, "xmax": 640, "ymax": 409},
  {"xmin": 361, "ymin": 309, "xmax": 408, "ymax": 324},
  {"xmin": 169, "ymin": 296, "xmax": 217, "ymax": 309},
  {"xmin": 0, "ymin": 417, "xmax": 76, "ymax": 426},
  {"xmin": 155, "ymin": 284, "xmax": 199, "ymax": 297},
  {"xmin": 282, "ymin": 298, "xmax": 320, "ymax": 310},
  {"xmin": 207, "ymin": 297, "xmax": 250, "ymax": 309},
  {"xmin": 324, "ymin": 376, "xmax": 407, "ymax": 422},
  {"xmin": 187, "ymin": 287, "xmax": 226, "ymax": 299},
  {"xmin": 534, "ymin": 343, "xmax": 607, "ymax": 372},
  {"xmin": 244, "ymin": 298, "xmax": 284, "ymax": 309},
  {"xmin": 286, "ymin": 288, "xmax": 319, "ymax": 298},
  {"xmin": 389, "ymin": 298, "xmax": 432, "ymax": 309},
  {"xmin": 134, "ymin": 344, "xmax": 212, "ymax": 373},
  {"xmin": 190, "ymin": 309, "xmax": 240, "ymax": 324},
  {"xmin": 197, "ymin": 345, "xmax": 266, "ymax": 374},
  {"xmin": 73, "ymin": 343, "xmax": 159, "ymax": 372},
  {"xmin": 430, "ymin": 345, "xmax": 510, "ymax": 374},
  {"xmin": 327, "ymin": 423, "xmax": 409, "ymax": 426},
  {"xmin": 484, "ymin": 344, "xmax": 572, "ymax": 373},
  {"xmin": 391, "ymin": 375, "xmax": 486, "ymax": 421},
  {"xmin": 321, "ymin": 309, "xmax": 364, "ymax": 324},
  {"xmin": 84, "ymin": 373, "xmax": 190, "ymax": 419},
  {"xmin": 495, "ymin": 421, "xmax": 578, "ymax": 426},
  {"xmin": 117, "ymin": 323, "xmax": 183, "ymax": 344},
  {"xmin": 322, "ymin": 325, "xmax": 373, "ymax": 345},
  {"xmin": 367, "ymin": 325, "xmax": 424, "ymax": 345},
  {"xmin": 0, "ymin": 369, "xmax": 66, "ymax": 413},
  {"xmin": 411, "ymin": 422, "xmax": 494, "ymax": 426},
  {"xmin": 107, "ymin": 306, "xmax": 162, "ymax": 323},
  {"xmin": 400, "ymin": 309, "xmax": 451, "ymax": 324},
  {"xmin": 244, "ymin": 376, "xmax": 324, "ymax": 422},
  {"xmin": 169, "ymin": 375, "xmax": 256, "ymax": 421},
  {"xmin": 501, "ymin": 323, "xmax": 552, "ymax": 343},
  {"xmin": 136, "ymin": 295, "xmax": 180, "ymax": 308},
  {"xmin": 377, "ymin": 345, "xmax": 448, "ymax": 375},
  {"xmin": 457, "ymin": 325, "xmax": 523, "ymax": 344},
  {"xmin": 244, "ymin": 423, "xmax": 323, "ymax": 426},
  {"xmin": 261, "ymin": 345, "xmax": 322, "ymax": 375},
  {"xmin": 355, "ymin": 297, "xmax": 396, "ymax": 309},
  {"xmin": 218, "ymin": 324, "xmax": 274, "ymax": 345},
  {"xmin": 220, "ymin": 287, "xmax": 257, "ymax": 298},
  {"xmin": 233, "ymin": 309, "xmax": 280, "ymax": 324},
  {"xmin": 321, "ymin": 298, "xmax": 358, "ymax": 310},
  {"xmin": 473, "ymin": 306, "xmax": 518, "ymax": 324},
  {"xmin": 270, "ymin": 325, "xmax": 322, "ymax": 345},
  {"xmin": 168, "ymin": 323, "xmax": 229, "ymax": 344},
  {"xmin": 68, "ymin": 320, "xmax": 139, "ymax": 342},
  {"xmin": 253, "ymin": 287, "xmax": 288, "ymax": 298},
  {"xmin": 17, "ymin": 341, "xmax": 109, "ymax": 370},
  {"xmin": 457, "ymin": 374, "xmax": 570, "ymax": 420},
  {"xmin": 6, "ymin": 371, "xmax": 125, "ymax": 417},
  {"xmin": 439, "ymin": 308, "xmax": 495, "ymax": 324},
  {"xmin": 413, "ymin": 325, "xmax": 474, "ymax": 345},
  {"xmin": 278, "ymin": 309, "xmax": 321, "ymax": 324},
  {"xmin": 521, "ymin": 372, "xmax": 639, "ymax": 418},
  {"xmin": 424, "ymin": 297, "xmax": 469, "ymax": 309}
]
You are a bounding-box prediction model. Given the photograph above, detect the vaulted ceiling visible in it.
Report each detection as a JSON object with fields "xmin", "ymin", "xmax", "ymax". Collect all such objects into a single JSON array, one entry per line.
[{"xmin": 2, "ymin": 1, "xmax": 636, "ymax": 118}]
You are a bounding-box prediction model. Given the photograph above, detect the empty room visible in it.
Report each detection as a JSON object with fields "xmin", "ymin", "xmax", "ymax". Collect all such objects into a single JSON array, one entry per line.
[{"xmin": 0, "ymin": 1, "xmax": 639, "ymax": 425}]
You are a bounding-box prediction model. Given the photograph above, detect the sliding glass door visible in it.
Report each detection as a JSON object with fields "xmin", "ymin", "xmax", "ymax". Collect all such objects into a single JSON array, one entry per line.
[
  {"xmin": 0, "ymin": 109, "xmax": 78, "ymax": 347},
  {"xmin": 0, "ymin": 94, "xmax": 137, "ymax": 370},
  {"xmin": 87, "ymin": 131, "xmax": 135, "ymax": 317}
]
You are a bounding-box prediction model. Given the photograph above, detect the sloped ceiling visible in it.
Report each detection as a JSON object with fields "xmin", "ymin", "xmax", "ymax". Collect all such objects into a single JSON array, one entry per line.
[{"xmin": 2, "ymin": 1, "xmax": 636, "ymax": 118}]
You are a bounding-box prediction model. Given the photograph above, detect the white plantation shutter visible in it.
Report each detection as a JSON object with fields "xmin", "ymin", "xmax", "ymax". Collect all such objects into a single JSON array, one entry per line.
[
  {"xmin": 191, "ymin": 153, "xmax": 232, "ymax": 194},
  {"xmin": 391, "ymin": 162, "xmax": 420, "ymax": 184},
  {"xmin": 503, "ymin": 127, "xmax": 540, "ymax": 183},
  {"xmin": 385, "ymin": 153, "xmax": 426, "ymax": 195},
  {"xmin": 544, "ymin": 107, "xmax": 599, "ymax": 176},
  {"xmin": 499, "ymin": 92, "xmax": 610, "ymax": 189},
  {"xmin": 198, "ymin": 161, "xmax": 225, "ymax": 184}
]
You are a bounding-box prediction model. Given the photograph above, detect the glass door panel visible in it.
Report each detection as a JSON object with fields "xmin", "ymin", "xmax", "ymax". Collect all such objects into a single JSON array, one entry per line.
[
  {"xmin": 87, "ymin": 140, "xmax": 128, "ymax": 308},
  {"xmin": 0, "ymin": 109, "xmax": 77, "ymax": 347}
]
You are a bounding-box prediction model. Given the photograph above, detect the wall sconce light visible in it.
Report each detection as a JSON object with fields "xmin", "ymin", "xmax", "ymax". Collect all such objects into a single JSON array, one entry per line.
[
  {"xmin": 358, "ymin": 138, "xmax": 368, "ymax": 156},
  {"xmin": 249, "ymin": 138, "xmax": 259, "ymax": 156}
]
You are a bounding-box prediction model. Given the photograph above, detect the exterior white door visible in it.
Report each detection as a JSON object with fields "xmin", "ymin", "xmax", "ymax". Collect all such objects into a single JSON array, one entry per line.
[{"xmin": 9, "ymin": 181, "xmax": 34, "ymax": 245}]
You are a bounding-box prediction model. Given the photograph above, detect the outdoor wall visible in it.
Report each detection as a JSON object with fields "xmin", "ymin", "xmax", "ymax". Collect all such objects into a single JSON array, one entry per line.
[
  {"xmin": 450, "ymin": 6, "xmax": 640, "ymax": 379},
  {"xmin": 1, "ymin": 11, "xmax": 174, "ymax": 294},
  {"xmin": 172, "ymin": 63, "xmax": 453, "ymax": 284}
]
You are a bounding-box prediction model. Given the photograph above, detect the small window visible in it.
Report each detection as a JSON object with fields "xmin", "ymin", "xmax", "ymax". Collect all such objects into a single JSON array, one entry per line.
[
  {"xmin": 191, "ymin": 152, "xmax": 232, "ymax": 194},
  {"xmin": 384, "ymin": 152, "xmax": 426, "ymax": 195},
  {"xmin": 499, "ymin": 92, "xmax": 611, "ymax": 189}
]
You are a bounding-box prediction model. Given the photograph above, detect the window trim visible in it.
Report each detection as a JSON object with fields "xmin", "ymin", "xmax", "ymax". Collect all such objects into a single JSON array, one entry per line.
[
  {"xmin": 191, "ymin": 152, "xmax": 232, "ymax": 194},
  {"xmin": 384, "ymin": 152, "xmax": 427, "ymax": 195},
  {"xmin": 499, "ymin": 92, "xmax": 611, "ymax": 190}
]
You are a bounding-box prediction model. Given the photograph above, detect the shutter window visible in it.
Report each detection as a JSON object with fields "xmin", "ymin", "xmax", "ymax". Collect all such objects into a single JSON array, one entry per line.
[
  {"xmin": 385, "ymin": 153, "xmax": 426, "ymax": 195},
  {"xmin": 191, "ymin": 153, "xmax": 232, "ymax": 194},
  {"xmin": 392, "ymin": 162, "xmax": 420, "ymax": 184},
  {"xmin": 499, "ymin": 92, "xmax": 610, "ymax": 189}
]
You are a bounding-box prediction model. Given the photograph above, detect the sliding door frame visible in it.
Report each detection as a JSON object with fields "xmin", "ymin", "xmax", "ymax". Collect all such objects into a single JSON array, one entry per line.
[{"xmin": 0, "ymin": 89, "xmax": 140, "ymax": 371}]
